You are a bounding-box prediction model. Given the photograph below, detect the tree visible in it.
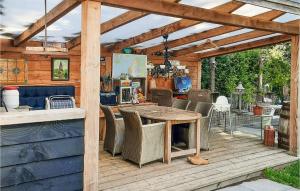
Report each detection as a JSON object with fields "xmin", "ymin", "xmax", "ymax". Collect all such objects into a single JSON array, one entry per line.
[
  {"xmin": 201, "ymin": 42, "xmax": 291, "ymax": 103},
  {"xmin": 262, "ymin": 42, "xmax": 291, "ymax": 100}
]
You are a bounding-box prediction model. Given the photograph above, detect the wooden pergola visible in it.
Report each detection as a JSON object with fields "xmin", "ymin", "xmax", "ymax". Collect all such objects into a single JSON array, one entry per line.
[{"xmin": 1, "ymin": 0, "xmax": 299, "ymax": 190}]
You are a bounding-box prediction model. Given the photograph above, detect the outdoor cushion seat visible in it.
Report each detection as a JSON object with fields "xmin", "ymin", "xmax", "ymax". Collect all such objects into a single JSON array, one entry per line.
[{"xmin": 18, "ymin": 86, "xmax": 75, "ymax": 110}]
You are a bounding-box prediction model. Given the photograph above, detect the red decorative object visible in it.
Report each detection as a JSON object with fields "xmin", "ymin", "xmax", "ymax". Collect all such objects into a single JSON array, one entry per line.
[
  {"xmin": 264, "ymin": 125, "xmax": 275, "ymax": 147},
  {"xmin": 3, "ymin": 86, "xmax": 18, "ymax": 90},
  {"xmin": 253, "ymin": 105, "xmax": 263, "ymax": 115}
]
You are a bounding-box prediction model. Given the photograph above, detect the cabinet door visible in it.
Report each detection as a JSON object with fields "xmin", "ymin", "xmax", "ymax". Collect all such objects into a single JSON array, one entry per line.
[{"xmin": 0, "ymin": 59, "xmax": 26, "ymax": 84}]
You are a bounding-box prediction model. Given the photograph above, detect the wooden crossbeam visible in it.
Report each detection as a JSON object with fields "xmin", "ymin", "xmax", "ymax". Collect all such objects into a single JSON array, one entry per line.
[
  {"xmin": 174, "ymin": 19, "xmax": 299, "ymax": 56},
  {"xmin": 66, "ymin": 0, "xmax": 180, "ymax": 50},
  {"xmin": 174, "ymin": 30, "xmax": 272, "ymax": 56},
  {"xmin": 100, "ymin": 0, "xmax": 300, "ymax": 35},
  {"xmin": 143, "ymin": 10, "xmax": 285, "ymax": 54},
  {"xmin": 236, "ymin": 0, "xmax": 300, "ymax": 15},
  {"xmin": 66, "ymin": 11, "xmax": 149, "ymax": 49},
  {"xmin": 106, "ymin": 1, "xmax": 243, "ymax": 52},
  {"xmin": 196, "ymin": 34, "xmax": 291, "ymax": 59},
  {"xmin": 13, "ymin": 0, "xmax": 81, "ymax": 46}
]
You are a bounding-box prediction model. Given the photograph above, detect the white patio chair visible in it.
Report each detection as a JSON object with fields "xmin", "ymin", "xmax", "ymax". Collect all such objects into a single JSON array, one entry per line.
[
  {"xmin": 262, "ymin": 107, "xmax": 279, "ymax": 127},
  {"xmin": 210, "ymin": 96, "xmax": 233, "ymax": 134}
]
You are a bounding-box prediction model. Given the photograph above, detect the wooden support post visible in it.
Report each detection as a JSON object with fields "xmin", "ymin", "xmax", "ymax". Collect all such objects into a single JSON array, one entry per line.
[
  {"xmin": 259, "ymin": 56, "xmax": 264, "ymax": 91},
  {"xmin": 80, "ymin": 0, "xmax": 101, "ymax": 190},
  {"xmin": 209, "ymin": 57, "xmax": 216, "ymax": 92},
  {"xmin": 290, "ymin": 35, "xmax": 299, "ymax": 156},
  {"xmin": 197, "ymin": 61, "xmax": 202, "ymax": 89}
]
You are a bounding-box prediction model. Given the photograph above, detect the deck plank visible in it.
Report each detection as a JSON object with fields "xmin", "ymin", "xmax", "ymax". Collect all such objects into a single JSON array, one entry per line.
[
  {"xmin": 99, "ymin": 141, "xmax": 263, "ymax": 184},
  {"xmin": 106, "ymin": 150, "xmax": 286, "ymax": 191},
  {"xmin": 99, "ymin": 129, "xmax": 298, "ymax": 191}
]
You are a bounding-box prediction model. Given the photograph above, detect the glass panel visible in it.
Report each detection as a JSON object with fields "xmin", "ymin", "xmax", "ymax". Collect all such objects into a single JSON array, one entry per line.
[
  {"xmin": 232, "ymin": 4, "xmax": 270, "ymax": 16},
  {"xmin": 273, "ymin": 13, "xmax": 300, "ymax": 23},
  {"xmin": 1, "ymin": 0, "xmax": 62, "ymax": 39}
]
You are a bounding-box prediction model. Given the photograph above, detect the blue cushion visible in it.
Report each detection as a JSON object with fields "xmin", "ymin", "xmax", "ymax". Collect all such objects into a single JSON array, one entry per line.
[{"xmin": 18, "ymin": 86, "xmax": 75, "ymax": 110}]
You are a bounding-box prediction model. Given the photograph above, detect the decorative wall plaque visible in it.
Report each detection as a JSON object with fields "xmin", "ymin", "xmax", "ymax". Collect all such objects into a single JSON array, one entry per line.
[{"xmin": 0, "ymin": 59, "xmax": 27, "ymax": 84}]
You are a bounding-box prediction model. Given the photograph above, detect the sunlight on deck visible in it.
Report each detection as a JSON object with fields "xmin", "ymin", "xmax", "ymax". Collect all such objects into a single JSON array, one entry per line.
[{"xmin": 99, "ymin": 129, "xmax": 298, "ymax": 191}]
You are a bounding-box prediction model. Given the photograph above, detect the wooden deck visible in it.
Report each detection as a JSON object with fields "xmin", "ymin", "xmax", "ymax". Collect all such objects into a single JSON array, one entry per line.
[{"xmin": 99, "ymin": 129, "xmax": 298, "ymax": 191}]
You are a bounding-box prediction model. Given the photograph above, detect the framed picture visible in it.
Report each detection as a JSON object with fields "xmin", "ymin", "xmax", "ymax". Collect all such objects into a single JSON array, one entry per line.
[{"xmin": 51, "ymin": 58, "xmax": 70, "ymax": 81}]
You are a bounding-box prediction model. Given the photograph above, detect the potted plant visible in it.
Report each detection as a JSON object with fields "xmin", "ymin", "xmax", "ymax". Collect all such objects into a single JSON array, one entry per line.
[
  {"xmin": 253, "ymin": 104, "xmax": 263, "ymax": 115},
  {"xmin": 253, "ymin": 90, "xmax": 264, "ymax": 115}
]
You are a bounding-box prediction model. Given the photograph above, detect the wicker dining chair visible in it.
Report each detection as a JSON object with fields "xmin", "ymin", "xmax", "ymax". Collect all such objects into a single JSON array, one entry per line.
[
  {"xmin": 187, "ymin": 89, "xmax": 212, "ymax": 111},
  {"xmin": 119, "ymin": 109, "xmax": 165, "ymax": 168},
  {"xmin": 150, "ymin": 88, "xmax": 173, "ymax": 107},
  {"xmin": 100, "ymin": 105, "xmax": 125, "ymax": 156},
  {"xmin": 172, "ymin": 98, "xmax": 191, "ymax": 110},
  {"xmin": 171, "ymin": 98, "xmax": 191, "ymax": 144},
  {"xmin": 174, "ymin": 101, "xmax": 213, "ymax": 150}
]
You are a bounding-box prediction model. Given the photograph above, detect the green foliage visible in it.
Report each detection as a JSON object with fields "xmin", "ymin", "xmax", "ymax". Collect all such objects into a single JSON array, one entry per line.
[
  {"xmin": 201, "ymin": 42, "xmax": 291, "ymax": 103},
  {"xmin": 264, "ymin": 160, "xmax": 300, "ymax": 189},
  {"xmin": 201, "ymin": 59, "xmax": 210, "ymax": 90},
  {"xmin": 262, "ymin": 43, "xmax": 291, "ymax": 99}
]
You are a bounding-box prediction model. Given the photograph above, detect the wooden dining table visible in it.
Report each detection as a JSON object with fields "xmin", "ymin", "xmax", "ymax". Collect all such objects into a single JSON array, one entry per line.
[{"xmin": 124, "ymin": 105, "xmax": 205, "ymax": 164}]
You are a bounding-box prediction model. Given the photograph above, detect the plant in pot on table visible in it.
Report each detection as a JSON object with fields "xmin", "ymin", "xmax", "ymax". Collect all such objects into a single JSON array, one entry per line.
[{"xmin": 100, "ymin": 75, "xmax": 112, "ymax": 92}]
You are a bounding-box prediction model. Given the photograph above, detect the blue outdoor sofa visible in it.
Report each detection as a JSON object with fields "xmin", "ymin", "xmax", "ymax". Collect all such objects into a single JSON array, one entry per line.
[{"xmin": 17, "ymin": 85, "xmax": 75, "ymax": 110}]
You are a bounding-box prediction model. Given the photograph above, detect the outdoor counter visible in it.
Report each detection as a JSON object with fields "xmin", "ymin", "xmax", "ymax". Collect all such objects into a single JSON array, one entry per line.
[{"xmin": 0, "ymin": 108, "xmax": 85, "ymax": 191}]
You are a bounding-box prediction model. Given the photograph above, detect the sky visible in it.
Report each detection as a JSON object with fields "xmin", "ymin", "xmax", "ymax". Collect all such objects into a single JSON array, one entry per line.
[{"xmin": 0, "ymin": 0, "xmax": 299, "ymax": 49}]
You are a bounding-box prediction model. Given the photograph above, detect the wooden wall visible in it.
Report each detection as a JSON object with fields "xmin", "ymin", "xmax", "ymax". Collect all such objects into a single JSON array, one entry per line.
[
  {"xmin": 0, "ymin": 43, "xmax": 200, "ymax": 104},
  {"xmin": 0, "ymin": 50, "xmax": 113, "ymax": 104},
  {"xmin": 0, "ymin": 52, "xmax": 80, "ymax": 103}
]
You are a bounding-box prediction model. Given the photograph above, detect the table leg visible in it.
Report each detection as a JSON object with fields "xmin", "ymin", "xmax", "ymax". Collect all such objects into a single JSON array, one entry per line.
[
  {"xmin": 99, "ymin": 118, "xmax": 106, "ymax": 141},
  {"xmin": 187, "ymin": 118, "xmax": 208, "ymax": 165},
  {"xmin": 196, "ymin": 119, "xmax": 201, "ymax": 156},
  {"xmin": 164, "ymin": 120, "xmax": 172, "ymax": 164}
]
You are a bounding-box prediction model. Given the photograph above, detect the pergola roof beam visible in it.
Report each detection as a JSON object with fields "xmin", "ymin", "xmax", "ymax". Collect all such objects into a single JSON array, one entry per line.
[
  {"xmin": 66, "ymin": 11, "xmax": 149, "ymax": 49},
  {"xmin": 143, "ymin": 10, "xmax": 285, "ymax": 54},
  {"xmin": 66, "ymin": 0, "xmax": 180, "ymax": 50},
  {"xmin": 174, "ymin": 19, "xmax": 300, "ymax": 57},
  {"xmin": 100, "ymin": 0, "xmax": 300, "ymax": 35},
  {"xmin": 105, "ymin": 1, "xmax": 244, "ymax": 52},
  {"xmin": 197, "ymin": 34, "xmax": 291, "ymax": 59},
  {"xmin": 13, "ymin": 0, "xmax": 81, "ymax": 46}
]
